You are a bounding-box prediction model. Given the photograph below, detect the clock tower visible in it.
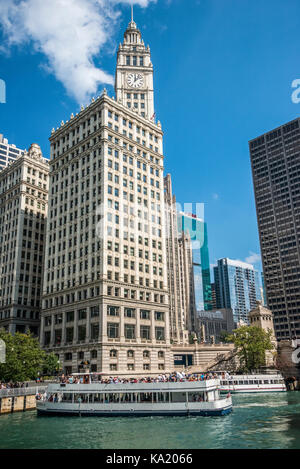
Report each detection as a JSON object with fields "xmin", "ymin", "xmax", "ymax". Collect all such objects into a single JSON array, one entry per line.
[{"xmin": 115, "ymin": 14, "xmax": 154, "ymax": 120}]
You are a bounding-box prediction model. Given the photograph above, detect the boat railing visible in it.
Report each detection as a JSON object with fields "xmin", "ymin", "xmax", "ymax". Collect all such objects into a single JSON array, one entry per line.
[{"xmin": 0, "ymin": 386, "xmax": 48, "ymax": 398}]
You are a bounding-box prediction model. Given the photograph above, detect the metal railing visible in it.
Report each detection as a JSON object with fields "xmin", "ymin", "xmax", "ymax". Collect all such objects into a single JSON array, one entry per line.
[{"xmin": 0, "ymin": 386, "xmax": 47, "ymax": 398}]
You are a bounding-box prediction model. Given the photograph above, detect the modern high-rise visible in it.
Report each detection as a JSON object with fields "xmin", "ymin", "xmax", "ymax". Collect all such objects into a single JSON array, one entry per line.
[
  {"xmin": 0, "ymin": 134, "xmax": 24, "ymax": 171},
  {"xmin": 178, "ymin": 213, "xmax": 212, "ymax": 313},
  {"xmin": 214, "ymin": 258, "xmax": 261, "ymax": 325},
  {"xmin": 41, "ymin": 17, "xmax": 172, "ymax": 374},
  {"xmin": 0, "ymin": 143, "xmax": 49, "ymax": 335},
  {"xmin": 249, "ymin": 118, "xmax": 300, "ymax": 340}
]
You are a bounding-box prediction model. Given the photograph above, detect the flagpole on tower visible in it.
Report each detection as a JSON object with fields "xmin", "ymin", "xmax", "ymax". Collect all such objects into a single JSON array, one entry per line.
[{"xmin": 131, "ymin": 3, "xmax": 134, "ymax": 22}]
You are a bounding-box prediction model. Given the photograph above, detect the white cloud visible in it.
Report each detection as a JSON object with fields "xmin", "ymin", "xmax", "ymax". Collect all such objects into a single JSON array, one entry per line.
[
  {"xmin": 245, "ymin": 252, "xmax": 261, "ymax": 265},
  {"xmin": 0, "ymin": 0, "xmax": 156, "ymax": 104}
]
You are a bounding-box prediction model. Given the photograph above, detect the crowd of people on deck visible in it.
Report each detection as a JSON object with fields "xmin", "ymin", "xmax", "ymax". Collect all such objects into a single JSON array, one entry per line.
[
  {"xmin": 0, "ymin": 382, "xmax": 29, "ymax": 390},
  {"xmin": 59, "ymin": 371, "xmax": 219, "ymax": 385}
]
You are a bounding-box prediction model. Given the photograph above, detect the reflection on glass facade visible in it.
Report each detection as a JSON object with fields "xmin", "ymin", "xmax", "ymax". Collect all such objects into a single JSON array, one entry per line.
[
  {"xmin": 214, "ymin": 258, "xmax": 262, "ymax": 324},
  {"xmin": 178, "ymin": 213, "xmax": 212, "ymax": 312}
]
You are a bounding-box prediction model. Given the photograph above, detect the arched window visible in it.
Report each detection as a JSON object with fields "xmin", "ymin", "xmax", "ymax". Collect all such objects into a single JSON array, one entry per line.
[{"xmin": 110, "ymin": 349, "xmax": 118, "ymax": 358}]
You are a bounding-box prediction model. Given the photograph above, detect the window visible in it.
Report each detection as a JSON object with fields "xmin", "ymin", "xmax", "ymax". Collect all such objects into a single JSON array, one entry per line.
[
  {"xmin": 110, "ymin": 349, "xmax": 118, "ymax": 358},
  {"xmin": 78, "ymin": 309, "xmax": 86, "ymax": 320},
  {"xmin": 155, "ymin": 311, "xmax": 164, "ymax": 321},
  {"xmin": 91, "ymin": 350, "xmax": 97, "ymax": 359},
  {"xmin": 140, "ymin": 310, "xmax": 150, "ymax": 320},
  {"xmin": 141, "ymin": 325, "xmax": 150, "ymax": 339},
  {"xmin": 155, "ymin": 327, "xmax": 165, "ymax": 341},
  {"xmin": 127, "ymin": 350, "xmax": 134, "ymax": 358},
  {"xmin": 108, "ymin": 305, "xmax": 119, "ymax": 316},
  {"xmin": 124, "ymin": 308, "xmax": 135, "ymax": 318},
  {"xmin": 125, "ymin": 324, "xmax": 135, "ymax": 339},
  {"xmin": 143, "ymin": 350, "xmax": 150, "ymax": 358},
  {"xmin": 108, "ymin": 323, "xmax": 119, "ymax": 338}
]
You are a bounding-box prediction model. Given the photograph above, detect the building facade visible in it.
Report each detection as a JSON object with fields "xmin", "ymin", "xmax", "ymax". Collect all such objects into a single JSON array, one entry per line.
[
  {"xmin": 41, "ymin": 18, "xmax": 173, "ymax": 375},
  {"xmin": 249, "ymin": 301, "xmax": 277, "ymax": 367},
  {"xmin": 164, "ymin": 174, "xmax": 189, "ymax": 344},
  {"xmin": 196, "ymin": 308, "xmax": 234, "ymax": 344},
  {"xmin": 214, "ymin": 258, "xmax": 261, "ymax": 325},
  {"xmin": 249, "ymin": 118, "xmax": 300, "ymax": 340},
  {"xmin": 0, "ymin": 134, "xmax": 24, "ymax": 171},
  {"xmin": 0, "ymin": 144, "xmax": 49, "ymax": 335}
]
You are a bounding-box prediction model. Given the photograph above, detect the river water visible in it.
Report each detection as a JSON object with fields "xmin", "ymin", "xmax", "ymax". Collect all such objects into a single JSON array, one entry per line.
[{"xmin": 0, "ymin": 392, "xmax": 300, "ymax": 449}]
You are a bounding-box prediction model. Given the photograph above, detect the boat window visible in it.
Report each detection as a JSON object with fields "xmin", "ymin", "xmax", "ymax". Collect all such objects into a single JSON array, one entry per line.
[
  {"xmin": 74, "ymin": 393, "xmax": 89, "ymax": 403},
  {"xmin": 188, "ymin": 392, "xmax": 205, "ymax": 403},
  {"xmin": 249, "ymin": 380, "xmax": 253, "ymax": 385},
  {"xmin": 234, "ymin": 381, "xmax": 238, "ymax": 385},
  {"xmin": 140, "ymin": 393, "xmax": 152, "ymax": 403},
  {"xmin": 170, "ymin": 392, "xmax": 186, "ymax": 403},
  {"xmin": 264, "ymin": 380, "xmax": 269, "ymax": 384},
  {"xmin": 238, "ymin": 381, "xmax": 244, "ymax": 385},
  {"xmin": 228, "ymin": 381, "xmax": 233, "ymax": 385},
  {"xmin": 254, "ymin": 380, "xmax": 258, "ymax": 384},
  {"xmin": 258, "ymin": 380, "xmax": 263, "ymax": 384},
  {"xmin": 62, "ymin": 393, "xmax": 73, "ymax": 402},
  {"xmin": 93, "ymin": 393, "xmax": 104, "ymax": 403},
  {"xmin": 274, "ymin": 380, "xmax": 279, "ymax": 384},
  {"xmin": 244, "ymin": 380, "xmax": 249, "ymax": 385}
]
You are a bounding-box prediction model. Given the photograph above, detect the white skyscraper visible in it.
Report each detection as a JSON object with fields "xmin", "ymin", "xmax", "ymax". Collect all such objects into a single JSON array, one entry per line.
[
  {"xmin": 40, "ymin": 16, "xmax": 172, "ymax": 375},
  {"xmin": 0, "ymin": 134, "xmax": 24, "ymax": 171}
]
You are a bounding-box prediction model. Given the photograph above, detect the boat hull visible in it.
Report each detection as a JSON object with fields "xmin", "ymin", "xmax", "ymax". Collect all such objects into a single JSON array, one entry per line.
[
  {"xmin": 220, "ymin": 387, "xmax": 286, "ymax": 394},
  {"xmin": 37, "ymin": 405, "xmax": 232, "ymax": 417}
]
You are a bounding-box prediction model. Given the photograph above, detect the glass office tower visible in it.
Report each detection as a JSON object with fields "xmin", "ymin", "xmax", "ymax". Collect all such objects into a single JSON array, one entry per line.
[
  {"xmin": 178, "ymin": 213, "xmax": 212, "ymax": 312},
  {"xmin": 214, "ymin": 258, "xmax": 262, "ymax": 324}
]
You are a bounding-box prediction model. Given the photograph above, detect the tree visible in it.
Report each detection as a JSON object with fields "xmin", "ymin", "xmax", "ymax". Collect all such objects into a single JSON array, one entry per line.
[
  {"xmin": 0, "ymin": 329, "xmax": 56, "ymax": 382},
  {"xmin": 43, "ymin": 353, "xmax": 60, "ymax": 376},
  {"xmin": 226, "ymin": 325, "xmax": 274, "ymax": 373}
]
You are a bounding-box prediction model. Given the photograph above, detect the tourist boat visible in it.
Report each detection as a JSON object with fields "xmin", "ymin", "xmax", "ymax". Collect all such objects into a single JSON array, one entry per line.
[
  {"xmin": 36, "ymin": 373, "xmax": 233, "ymax": 417},
  {"xmin": 218, "ymin": 373, "xmax": 287, "ymax": 393}
]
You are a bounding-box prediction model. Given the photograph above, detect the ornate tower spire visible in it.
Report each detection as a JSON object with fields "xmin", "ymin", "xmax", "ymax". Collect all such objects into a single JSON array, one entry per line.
[{"xmin": 114, "ymin": 14, "xmax": 154, "ymax": 120}]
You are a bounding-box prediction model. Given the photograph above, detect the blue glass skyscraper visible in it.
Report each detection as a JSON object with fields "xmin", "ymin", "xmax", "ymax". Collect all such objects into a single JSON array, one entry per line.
[{"xmin": 178, "ymin": 213, "xmax": 212, "ymax": 312}]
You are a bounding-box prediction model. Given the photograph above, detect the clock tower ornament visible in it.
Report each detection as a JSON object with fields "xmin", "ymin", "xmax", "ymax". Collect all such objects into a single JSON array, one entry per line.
[{"xmin": 115, "ymin": 11, "xmax": 154, "ymax": 120}]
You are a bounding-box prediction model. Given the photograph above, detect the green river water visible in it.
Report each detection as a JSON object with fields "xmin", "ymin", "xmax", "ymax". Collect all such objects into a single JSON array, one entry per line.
[{"xmin": 0, "ymin": 392, "xmax": 300, "ymax": 449}]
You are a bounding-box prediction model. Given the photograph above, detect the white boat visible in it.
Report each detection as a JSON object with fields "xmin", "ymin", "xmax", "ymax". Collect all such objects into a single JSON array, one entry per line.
[
  {"xmin": 36, "ymin": 373, "xmax": 232, "ymax": 417},
  {"xmin": 218, "ymin": 373, "xmax": 287, "ymax": 393}
]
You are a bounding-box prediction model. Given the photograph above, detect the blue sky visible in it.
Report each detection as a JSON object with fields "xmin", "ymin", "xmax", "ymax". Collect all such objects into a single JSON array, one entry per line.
[{"xmin": 1, "ymin": 0, "xmax": 300, "ymax": 278}]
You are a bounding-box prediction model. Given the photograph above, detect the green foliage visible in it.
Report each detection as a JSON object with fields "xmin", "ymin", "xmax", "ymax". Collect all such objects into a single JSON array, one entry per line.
[
  {"xmin": 0, "ymin": 329, "xmax": 58, "ymax": 382},
  {"xmin": 43, "ymin": 353, "xmax": 60, "ymax": 376},
  {"xmin": 227, "ymin": 325, "xmax": 274, "ymax": 373},
  {"xmin": 219, "ymin": 330, "xmax": 231, "ymax": 343}
]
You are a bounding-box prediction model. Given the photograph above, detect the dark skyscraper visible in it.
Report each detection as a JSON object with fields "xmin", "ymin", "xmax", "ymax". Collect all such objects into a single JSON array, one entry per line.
[{"xmin": 249, "ymin": 118, "xmax": 300, "ymax": 340}]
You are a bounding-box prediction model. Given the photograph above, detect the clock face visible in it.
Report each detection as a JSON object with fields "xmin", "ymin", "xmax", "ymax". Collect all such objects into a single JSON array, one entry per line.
[{"xmin": 127, "ymin": 73, "xmax": 144, "ymax": 88}]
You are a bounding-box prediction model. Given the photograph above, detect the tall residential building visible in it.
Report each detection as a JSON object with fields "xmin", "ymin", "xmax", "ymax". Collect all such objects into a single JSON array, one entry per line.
[
  {"xmin": 164, "ymin": 174, "xmax": 189, "ymax": 344},
  {"xmin": 178, "ymin": 213, "xmax": 212, "ymax": 313},
  {"xmin": 214, "ymin": 258, "xmax": 261, "ymax": 325},
  {"xmin": 41, "ymin": 17, "xmax": 172, "ymax": 375},
  {"xmin": 0, "ymin": 134, "xmax": 24, "ymax": 171},
  {"xmin": 0, "ymin": 144, "xmax": 49, "ymax": 335},
  {"xmin": 249, "ymin": 118, "xmax": 300, "ymax": 340}
]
